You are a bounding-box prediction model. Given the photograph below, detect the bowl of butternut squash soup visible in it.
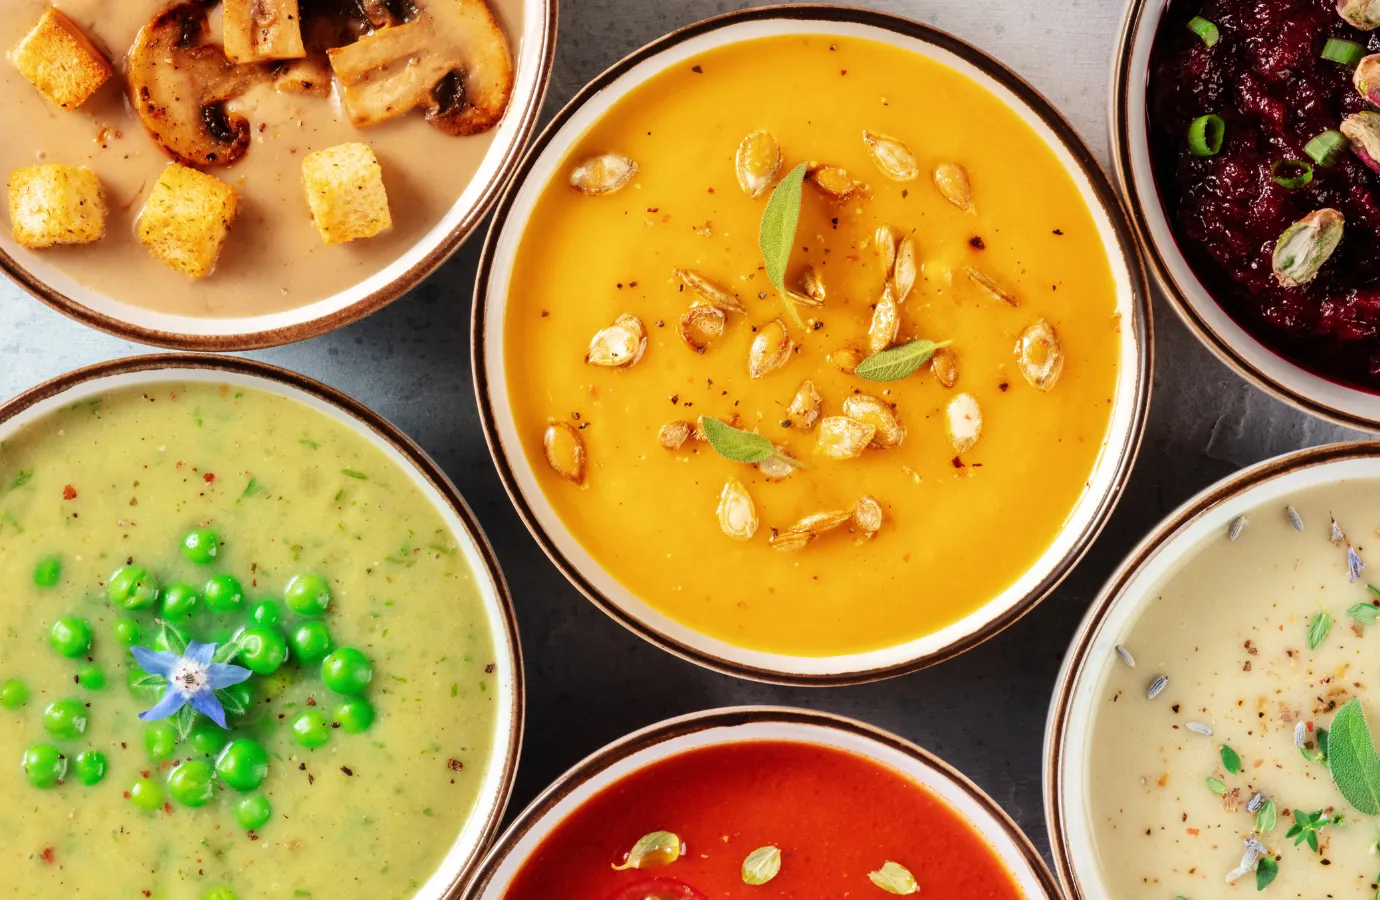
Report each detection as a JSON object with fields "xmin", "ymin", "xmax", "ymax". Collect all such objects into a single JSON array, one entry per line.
[
  {"xmin": 0, "ymin": 354, "xmax": 522, "ymax": 900},
  {"xmin": 462, "ymin": 707, "xmax": 1060, "ymax": 900},
  {"xmin": 1046, "ymin": 443, "xmax": 1380, "ymax": 900},
  {"xmin": 0, "ymin": 0, "xmax": 554, "ymax": 349},
  {"xmin": 474, "ymin": 6, "xmax": 1152, "ymax": 683}
]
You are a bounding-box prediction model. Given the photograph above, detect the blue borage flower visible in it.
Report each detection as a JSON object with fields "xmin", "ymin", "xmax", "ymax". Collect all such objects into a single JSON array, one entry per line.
[
  {"xmin": 131, "ymin": 640, "xmax": 251, "ymax": 729},
  {"xmin": 1350, "ymin": 544, "xmax": 1366, "ymax": 583}
]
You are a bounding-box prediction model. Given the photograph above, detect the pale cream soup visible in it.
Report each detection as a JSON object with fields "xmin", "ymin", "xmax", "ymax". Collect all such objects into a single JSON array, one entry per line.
[
  {"xmin": 0, "ymin": 0, "xmax": 522, "ymax": 318},
  {"xmin": 0, "ymin": 381, "xmax": 500, "ymax": 899},
  {"xmin": 1089, "ymin": 479, "xmax": 1380, "ymax": 898}
]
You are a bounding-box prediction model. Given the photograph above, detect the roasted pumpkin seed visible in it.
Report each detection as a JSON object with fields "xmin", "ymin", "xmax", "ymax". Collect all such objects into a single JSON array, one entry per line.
[
  {"xmin": 931, "ymin": 347, "xmax": 958, "ymax": 388},
  {"xmin": 679, "ymin": 304, "xmax": 726, "ymax": 352},
  {"xmin": 735, "ymin": 130, "xmax": 782, "ymax": 198},
  {"xmin": 817, "ymin": 416, "xmax": 876, "ymax": 460},
  {"xmin": 758, "ymin": 448, "xmax": 796, "ymax": 480},
  {"xmin": 799, "ymin": 266, "xmax": 827, "ymax": 304},
  {"xmin": 783, "ymin": 288, "xmax": 824, "ymax": 309},
  {"xmin": 875, "ymin": 224, "xmax": 897, "ymax": 279},
  {"xmin": 854, "ymin": 494, "xmax": 883, "ymax": 535},
  {"xmin": 570, "ymin": 153, "xmax": 638, "ymax": 195},
  {"xmin": 862, "ymin": 131, "xmax": 919, "ymax": 181},
  {"xmin": 965, "ymin": 267, "xmax": 1017, "ymax": 306},
  {"xmin": 892, "ymin": 236, "xmax": 917, "ymax": 302},
  {"xmin": 933, "ymin": 163, "xmax": 974, "ymax": 213},
  {"xmin": 842, "ymin": 394, "xmax": 905, "ymax": 449},
  {"xmin": 1015, "ymin": 318, "xmax": 1064, "ymax": 391},
  {"xmin": 585, "ymin": 313, "xmax": 647, "ymax": 368},
  {"xmin": 659, "ymin": 420, "xmax": 694, "ymax": 450},
  {"xmin": 867, "ymin": 290, "xmax": 900, "ymax": 355},
  {"xmin": 787, "ymin": 380, "xmax": 823, "ymax": 432},
  {"xmin": 675, "ymin": 268, "xmax": 744, "ymax": 312},
  {"xmin": 808, "ymin": 164, "xmax": 866, "ymax": 201},
  {"xmin": 768, "ymin": 529, "xmax": 814, "ymax": 552},
  {"xmin": 717, "ymin": 479, "xmax": 759, "ymax": 540},
  {"xmin": 543, "ymin": 421, "xmax": 586, "ymax": 484},
  {"xmin": 749, "ymin": 318, "xmax": 794, "ymax": 378},
  {"xmin": 947, "ymin": 393, "xmax": 982, "ymax": 454},
  {"xmin": 829, "ymin": 347, "xmax": 864, "ymax": 374},
  {"xmin": 693, "ymin": 413, "xmax": 740, "ymax": 441},
  {"xmin": 791, "ymin": 509, "xmax": 853, "ymax": 534}
]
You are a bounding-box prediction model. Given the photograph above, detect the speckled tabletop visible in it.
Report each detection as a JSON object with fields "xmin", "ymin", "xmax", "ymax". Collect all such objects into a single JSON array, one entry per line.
[{"xmin": 0, "ymin": 0, "xmax": 1368, "ymax": 863}]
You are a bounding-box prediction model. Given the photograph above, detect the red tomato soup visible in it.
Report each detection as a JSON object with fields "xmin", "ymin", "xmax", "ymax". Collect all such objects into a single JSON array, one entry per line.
[{"xmin": 503, "ymin": 741, "xmax": 1024, "ymax": 900}]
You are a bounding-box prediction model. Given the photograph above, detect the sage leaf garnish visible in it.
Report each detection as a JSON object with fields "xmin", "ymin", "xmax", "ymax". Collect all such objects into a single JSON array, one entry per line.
[
  {"xmin": 1255, "ymin": 798, "xmax": 1277, "ymax": 833},
  {"xmin": 1308, "ymin": 611, "xmax": 1332, "ymax": 650},
  {"xmin": 867, "ymin": 861, "xmax": 918, "ymax": 895},
  {"xmin": 1206, "ymin": 776, "xmax": 1228, "ymax": 795},
  {"xmin": 758, "ymin": 162, "xmax": 808, "ymax": 291},
  {"xmin": 1328, "ymin": 698, "xmax": 1380, "ymax": 815},
  {"xmin": 741, "ymin": 845, "xmax": 781, "ymax": 886},
  {"xmin": 1350, "ymin": 603, "xmax": 1380, "ymax": 625},
  {"xmin": 1221, "ymin": 744, "xmax": 1243, "ymax": 774},
  {"xmin": 611, "ymin": 831, "xmax": 682, "ymax": 870},
  {"xmin": 854, "ymin": 339, "xmax": 953, "ymax": 383},
  {"xmin": 698, "ymin": 416, "xmax": 805, "ymax": 469},
  {"xmin": 1256, "ymin": 856, "xmax": 1279, "ymax": 891}
]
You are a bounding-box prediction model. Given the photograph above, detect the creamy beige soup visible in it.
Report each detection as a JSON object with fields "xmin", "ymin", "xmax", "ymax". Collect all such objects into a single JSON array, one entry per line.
[
  {"xmin": 1089, "ymin": 479, "xmax": 1380, "ymax": 899},
  {"xmin": 0, "ymin": 0, "xmax": 522, "ymax": 318},
  {"xmin": 0, "ymin": 381, "xmax": 500, "ymax": 899}
]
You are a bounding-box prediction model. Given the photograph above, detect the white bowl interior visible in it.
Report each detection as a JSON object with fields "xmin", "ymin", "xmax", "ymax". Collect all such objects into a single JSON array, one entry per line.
[
  {"xmin": 483, "ymin": 15, "xmax": 1145, "ymax": 678},
  {"xmin": 0, "ymin": 0, "xmax": 549, "ymax": 341},
  {"xmin": 1050, "ymin": 451, "xmax": 1380, "ymax": 897},
  {"xmin": 0, "ymin": 364, "xmax": 520, "ymax": 900},
  {"xmin": 472, "ymin": 712, "xmax": 1051, "ymax": 899},
  {"xmin": 1121, "ymin": 2, "xmax": 1380, "ymax": 424}
]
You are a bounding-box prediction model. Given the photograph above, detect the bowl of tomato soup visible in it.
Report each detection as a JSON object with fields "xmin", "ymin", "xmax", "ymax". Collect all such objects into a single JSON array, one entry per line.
[
  {"xmin": 475, "ymin": 5, "xmax": 1150, "ymax": 682},
  {"xmin": 0, "ymin": 354, "xmax": 522, "ymax": 900},
  {"xmin": 462, "ymin": 707, "xmax": 1057, "ymax": 900}
]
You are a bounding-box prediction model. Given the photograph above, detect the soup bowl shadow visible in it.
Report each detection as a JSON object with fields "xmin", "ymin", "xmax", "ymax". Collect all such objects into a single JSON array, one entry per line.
[
  {"xmin": 473, "ymin": 3, "xmax": 1153, "ymax": 685},
  {"xmin": 0, "ymin": 353, "xmax": 525, "ymax": 900}
]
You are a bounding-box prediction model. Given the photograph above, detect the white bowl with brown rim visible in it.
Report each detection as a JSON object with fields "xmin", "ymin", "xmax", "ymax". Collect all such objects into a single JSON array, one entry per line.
[
  {"xmin": 473, "ymin": 5, "xmax": 1153, "ymax": 685},
  {"xmin": 0, "ymin": 0, "xmax": 556, "ymax": 350}
]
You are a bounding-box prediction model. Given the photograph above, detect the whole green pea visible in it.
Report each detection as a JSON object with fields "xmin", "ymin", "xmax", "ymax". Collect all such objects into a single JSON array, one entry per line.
[
  {"xmin": 72, "ymin": 749, "xmax": 107, "ymax": 785},
  {"xmin": 187, "ymin": 722, "xmax": 230, "ymax": 756},
  {"xmin": 291, "ymin": 709, "xmax": 330, "ymax": 749},
  {"xmin": 289, "ymin": 621, "xmax": 333, "ymax": 663},
  {"xmin": 145, "ymin": 722, "xmax": 178, "ymax": 762},
  {"xmin": 248, "ymin": 600, "xmax": 281, "ymax": 628},
  {"xmin": 333, "ymin": 698, "xmax": 375, "ymax": 734},
  {"xmin": 112, "ymin": 617, "xmax": 142, "ymax": 646},
  {"xmin": 49, "ymin": 616, "xmax": 92, "ymax": 658},
  {"xmin": 181, "ymin": 528, "xmax": 220, "ymax": 565},
  {"xmin": 161, "ymin": 583, "xmax": 201, "ymax": 619},
  {"xmin": 128, "ymin": 776, "xmax": 163, "ymax": 811},
  {"xmin": 43, "ymin": 699, "xmax": 88, "ymax": 739},
  {"xmin": 234, "ymin": 793, "xmax": 272, "ymax": 831},
  {"xmin": 22, "ymin": 744, "xmax": 66, "ymax": 788},
  {"xmin": 168, "ymin": 759, "xmax": 215, "ymax": 807},
  {"xmin": 321, "ymin": 647, "xmax": 371, "ymax": 695},
  {"xmin": 203, "ymin": 888, "xmax": 239, "ymax": 900},
  {"xmin": 33, "ymin": 556, "xmax": 61, "ymax": 587},
  {"xmin": 283, "ymin": 573, "xmax": 331, "ymax": 617},
  {"xmin": 204, "ymin": 574, "xmax": 244, "ymax": 612},
  {"xmin": 0, "ymin": 679, "xmax": 29, "ymax": 710},
  {"xmin": 238, "ymin": 627, "xmax": 288, "ymax": 675},
  {"xmin": 108, "ymin": 565, "xmax": 159, "ymax": 610},
  {"xmin": 215, "ymin": 739, "xmax": 268, "ymax": 792},
  {"xmin": 76, "ymin": 664, "xmax": 106, "ymax": 691}
]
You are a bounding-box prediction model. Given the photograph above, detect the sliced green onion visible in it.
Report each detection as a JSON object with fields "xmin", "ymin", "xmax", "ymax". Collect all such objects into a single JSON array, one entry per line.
[
  {"xmin": 1187, "ymin": 114, "xmax": 1226, "ymax": 157},
  {"xmin": 1187, "ymin": 16, "xmax": 1220, "ymax": 47},
  {"xmin": 1305, "ymin": 129, "xmax": 1351, "ymax": 166},
  {"xmin": 1322, "ymin": 38, "xmax": 1366, "ymax": 68},
  {"xmin": 1271, "ymin": 158, "xmax": 1314, "ymax": 189}
]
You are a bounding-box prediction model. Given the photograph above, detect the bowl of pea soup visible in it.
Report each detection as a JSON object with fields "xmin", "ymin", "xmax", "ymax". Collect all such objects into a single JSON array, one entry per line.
[{"xmin": 0, "ymin": 355, "xmax": 522, "ymax": 900}]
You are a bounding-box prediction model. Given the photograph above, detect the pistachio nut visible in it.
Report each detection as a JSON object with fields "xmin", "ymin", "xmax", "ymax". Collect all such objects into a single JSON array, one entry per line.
[{"xmin": 1271, "ymin": 208, "xmax": 1344, "ymax": 287}]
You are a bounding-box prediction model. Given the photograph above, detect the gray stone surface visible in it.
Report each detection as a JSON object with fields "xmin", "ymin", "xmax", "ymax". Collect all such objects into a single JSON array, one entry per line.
[{"xmin": 0, "ymin": 0, "xmax": 1367, "ymax": 864}]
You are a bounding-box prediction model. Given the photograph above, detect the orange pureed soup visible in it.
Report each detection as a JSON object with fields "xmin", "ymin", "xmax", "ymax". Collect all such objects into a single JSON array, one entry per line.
[
  {"xmin": 504, "ymin": 35, "xmax": 1120, "ymax": 656},
  {"xmin": 503, "ymin": 741, "xmax": 1024, "ymax": 900}
]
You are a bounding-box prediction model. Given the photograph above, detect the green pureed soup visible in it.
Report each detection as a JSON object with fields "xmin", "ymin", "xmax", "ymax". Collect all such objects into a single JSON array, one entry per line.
[{"xmin": 0, "ymin": 381, "xmax": 500, "ymax": 899}]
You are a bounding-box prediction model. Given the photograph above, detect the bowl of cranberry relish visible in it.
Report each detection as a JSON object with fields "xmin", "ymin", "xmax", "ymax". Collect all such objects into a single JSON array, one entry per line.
[{"xmin": 1113, "ymin": 0, "xmax": 1380, "ymax": 427}]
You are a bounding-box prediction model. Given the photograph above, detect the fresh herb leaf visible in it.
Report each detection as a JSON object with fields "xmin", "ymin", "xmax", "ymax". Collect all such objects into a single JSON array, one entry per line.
[
  {"xmin": 1221, "ymin": 744, "xmax": 1243, "ymax": 774},
  {"xmin": 1255, "ymin": 798, "xmax": 1277, "ymax": 833},
  {"xmin": 1350, "ymin": 603, "xmax": 1380, "ymax": 626},
  {"xmin": 216, "ymin": 686, "xmax": 248, "ymax": 717},
  {"xmin": 854, "ymin": 339, "xmax": 952, "ymax": 383},
  {"xmin": 867, "ymin": 861, "xmax": 918, "ymax": 895},
  {"xmin": 129, "ymin": 672, "xmax": 167, "ymax": 689},
  {"xmin": 1329, "ymin": 698, "xmax": 1380, "ymax": 815},
  {"xmin": 1206, "ymin": 776, "xmax": 1227, "ymax": 795},
  {"xmin": 758, "ymin": 162, "xmax": 807, "ymax": 290},
  {"xmin": 612, "ymin": 831, "xmax": 682, "ymax": 871},
  {"xmin": 341, "ymin": 469, "xmax": 368, "ymax": 480},
  {"xmin": 698, "ymin": 416, "xmax": 804, "ymax": 468},
  {"xmin": 1255, "ymin": 856, "xmax": 1278, "ymax": 891},
  {"xmin": 157, "ymin": 620, "xmax": 189, "ymax": 657},
  {"xmin": 175, "ymin": 704, "xmax": 195, "ymax": 742},
  {"xmin": 1371, "ymin": 584, "xmax": 1380, "ymax": 599},
  {"xmin": 300, "ymin": 439, "xmax": 320, "ymax": 449},
  {"xmin": 8, "ymin": 469, "xmax": 33, "ymax": 490},
  {"xmin": 1286, "ymin": 809, "xmax": 1330, "ymax": 853},
  {"xmin": 1308, "ymin": 611, "xmax": 1332, "ymax": 649},
  {"xmin": 238, "ymin": 477, "xmax": 259, "ymax": 501},
  {"xmin": 741, "ymin": 846, "xmax": 782, "ymax": 885}
]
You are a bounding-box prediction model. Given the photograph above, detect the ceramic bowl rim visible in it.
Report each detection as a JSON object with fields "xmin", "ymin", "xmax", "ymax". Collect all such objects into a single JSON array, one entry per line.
[
  {"xmin": 471, "ymin": 2, "xmax": 1154, "ymax": 686},
  {"xmin": 0, "ymin": 352, "xmax": 526, "ymax": 899},
  {"xmin": 0, "ymin": 0, "xmax": 558, "ymax": 352}
]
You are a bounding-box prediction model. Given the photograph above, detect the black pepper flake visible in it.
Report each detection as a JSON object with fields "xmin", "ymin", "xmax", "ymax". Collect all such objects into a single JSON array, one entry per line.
[
  {"xmin": 341, "ymin": 766, "xmax": 353, "ymax": 776},
  {"xmin": 812, "ymin": 321, "xmax": 823, "ymax": 330},
  {"xmin": 485, "ymin": 664, "xmax": 495, "ymax": 673},
  {"xmin": 998, "ymin": 382, "xmax": 1009, "ymax": 392},
  {"xmin": 540, "ymin": 310, "xmax": 549, "ymax": 317},
  {"xmin": 969, "ymin": 236, "xmax": 986, "ymax": 249},
  {"xmin": 1053, "ymin": 228, "xmax": 1064, "ymax": 235},
  {"xmin": 1171, "ymin": 704, "xmax": 1180, "ymax": 713},
  {"xmin": 299, "ymin": 763, "xmax": 306, "ymax": 771},
  {"xmin": 691, "ymin": 65, "xmax": 703, "ymax": 73},
  {"xmin": 447, "ymin": 758, "xmax": 464, "ymax": 772},
  {"xmin": 951, "ymin": 457, "xmax": 964, "ymax": 469}
]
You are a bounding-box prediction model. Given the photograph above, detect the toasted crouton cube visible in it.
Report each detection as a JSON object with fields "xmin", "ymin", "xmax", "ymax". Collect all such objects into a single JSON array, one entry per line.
[
  {"xmin": 8, "ymin": 164, "xmax": 106, "ymax": 249},
  {"xmin": 137, "ymin": 164, "xmax": 239, "ymax": 279},
  {"xmin": 301, "ymin": 143, "xmax": 392, "ymax": 245},
  {"xmin": 11, "ymin": 7, "xmax": 112, "ymax": 111}
]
